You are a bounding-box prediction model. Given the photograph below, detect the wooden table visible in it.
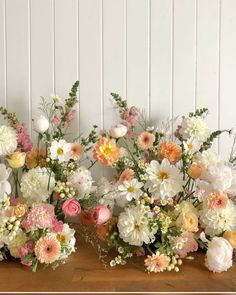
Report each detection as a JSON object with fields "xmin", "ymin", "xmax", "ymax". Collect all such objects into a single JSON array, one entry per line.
[{"xmin": 0, "ymin": 233, "xmax": 235, "ymax": 293}]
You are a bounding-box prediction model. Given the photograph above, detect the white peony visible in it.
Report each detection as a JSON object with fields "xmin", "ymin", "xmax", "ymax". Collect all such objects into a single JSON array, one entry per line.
[
  {"xmin": 33, "ymin": 115, "xmax": 49, "ymax": 133},
  {"xmin": 7, "ymin": 229, "xmax": 28, "ymax": 258},
  {"xmin": 118, "ymin": 179, "xmax": 143, "ymax": 202},
  {"xmin": 110, "ymin": 124, "xmax": 127, "ymax": 138},
  {"xmin": 117, "ymin": 205, "xmax": 157, "ymax": 246},
  {"xmin": 50, "ymin": 139, "xmax": 71, "ymax": 163},
  {"xmin": 194, "ymin": 150, "xmax": 220, "ymax": 168},
  {"xmin": 205, "ymin": 237, "xmax": 233, "ymax": 273},
  {"xmin": 200, "ymin": 199, "xmax": 236, "ymax": 236},
  {"xmin": 146, "ymin": 159, "xmax": 185, "ymax": 199},
  {"xmin": 68, "ymin": 166, "xmax": 94, "ymax": 198},
  {"xmin": 0, "ymin": 125, "xmax": 17, "ymax": 156},
  {"xmin": 20, "ymin": 167, "xmax": 55, "ymax": 205},
  {"xmin": 179, "ymin": 116, "xmax": 211, "ymax": 143},
  {"xmin": 0, "ymin": 164, "xmax": 11, "ymax": 197}
]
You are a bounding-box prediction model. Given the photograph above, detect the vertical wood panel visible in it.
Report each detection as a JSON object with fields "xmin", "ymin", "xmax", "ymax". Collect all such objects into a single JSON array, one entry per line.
[
  {"xmin": 55, "ymin": 0, "xmax": 78, "ymax": 139},
  {"xmin": 127, "ymin": 0, "xmax": 149, "ymax": 117},
  {"xmin": 103, "ymin": 0, "xmax": 126, "ymax": 129},
  {"xmin": 219, "ymin": 0, "xmax": 236, "ymax": 160},
  {"xmin": 173, "ymin": 0, "xmax": 196, "ymax": 118},
  {"xmin": 6, "ymin": 0, "xmax": 30, "ymax": 127},
  {"xmin": 31, "ymin": 0, "xmax": 54, "ymax": 139},
  {"xmin": 0, "ymin": 0, "xmax": 6, "ymax": 124},
  {"xmin": 79, "ymin": 0, "xmax": 103, "ymax": 179},
  {"xmin": 196, "ymin": 0, "xmax": 220, "ymax": 152},
  {"xmin": 150, "ymin": 0, "xmax": 172, "ymax": 124}
]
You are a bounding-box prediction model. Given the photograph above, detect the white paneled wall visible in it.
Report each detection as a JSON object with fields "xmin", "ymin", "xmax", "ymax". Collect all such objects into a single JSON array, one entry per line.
[{"xmin": 0, "ymin": 0, "xmax": 236, "ymax": 163}]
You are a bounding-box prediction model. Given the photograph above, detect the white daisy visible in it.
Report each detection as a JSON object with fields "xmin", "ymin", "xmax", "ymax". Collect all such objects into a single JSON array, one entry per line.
[
  {"xmin": 50, "ymin": 139, "xmax": 71, "ymax": 163},
  {"xmin": 183, "ymin": 138, "xmax": 201, "ymax": 155},
  {"xmin": 118, "ymin": 178, "xmax": 143, "ymax": 201},
  {"xmin": 146, "ymin": 159, "xmax": 184, "ymax": 199}
]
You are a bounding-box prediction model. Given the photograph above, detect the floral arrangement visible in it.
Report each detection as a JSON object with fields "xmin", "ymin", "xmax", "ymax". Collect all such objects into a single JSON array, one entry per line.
[
  {"xmin": 87, "ymin": 93, "xmax": 236, "ymax": 274},
  {"xmin": 0, "ymin": 81, "xmax": 99, "ymax": 271}
]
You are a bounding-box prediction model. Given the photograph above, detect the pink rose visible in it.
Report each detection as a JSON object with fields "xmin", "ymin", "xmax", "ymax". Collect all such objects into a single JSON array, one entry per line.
[
  {"xmin": 62, "ymin": 199, "xmax": 81, "ymax": 217},
  {"xmin": 26, "ymin": 242, "xmax": 35, "ymax": 253},
  {"xmin": 92, "ymin": 205, "xmax": 110, "ymax": 225},
  {"xmin": 10, "ymin": 196, "xmax": 21, "ymax": 206},
  {"xmin": 19, "ymin": 246, "xmax": 28, "ymax": 258}
]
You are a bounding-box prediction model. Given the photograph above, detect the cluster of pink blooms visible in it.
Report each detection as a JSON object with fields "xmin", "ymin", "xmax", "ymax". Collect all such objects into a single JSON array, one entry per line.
[
  {"xmin": 13, "ymin": 123, "xmax": 33, "ymax": 152},
  {"xmin": 121, "ymin": 106, "xmax": 138, "ymax": 138}
]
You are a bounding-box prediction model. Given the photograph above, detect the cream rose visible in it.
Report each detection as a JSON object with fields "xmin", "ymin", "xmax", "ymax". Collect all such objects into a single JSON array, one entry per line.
[
  {"xmin": 7, "ymin": 151, "xmax": 26, "ymax": 169},
  {"xmin": 205, "ymin": 237, "xmax": 233, "ymax": 273},
  {"xmin": 176, "ymin": 212, "xmax": 199, "ymax": 232}
]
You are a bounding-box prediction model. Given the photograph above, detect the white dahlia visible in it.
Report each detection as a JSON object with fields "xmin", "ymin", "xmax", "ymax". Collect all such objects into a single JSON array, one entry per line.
[
  {"xmin": 68, "ymin": 166, "xmax": 94, "ymax": 198},
  {"xmin": 200, "ymin": 199, "xmax": 236, "ymax": 236},
  {"xmin": 179, "ymin": 116, "xmax": 210, "ymax": 143},
  {"xmin": 146, "ymin": 159, "xmax": 184, "ymax": 199},
  {"xmin": 0, "ymin": 125, "xmax": 17, "ymax": 156},
  {"xmin": 117, "ymin": 205, "xmax": 157, "ymax": 246},
  {"xmin": 20, "ymin": 167, "xmax": 55, "ymax": 205}
]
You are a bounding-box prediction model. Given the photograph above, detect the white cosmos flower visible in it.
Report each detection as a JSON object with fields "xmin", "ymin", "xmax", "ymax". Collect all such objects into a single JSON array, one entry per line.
[
  {"xmin": 117, "ymin": 205, "xmax": 157, "ymax": 246},
  {"xmin": 0, "ymin": 125, "xmax": 17, "ymax": 156},
  {"xmin": 179, "ymin": 116, "xmax": 210, "ymax": 143},
  {"xmin": 183, "ymin": 138, "xmax": 201, "ymax": 154},
  {"xmin": 146, "ymin": 159, "xmax": 185, "ymax": 199},
  {"xmin": 50, "ymin": 139, "xmax": 71, "ymax": 163},
  {"xmin": 118, "ymin": 178, "xmax": 143, "ymax": 201}
]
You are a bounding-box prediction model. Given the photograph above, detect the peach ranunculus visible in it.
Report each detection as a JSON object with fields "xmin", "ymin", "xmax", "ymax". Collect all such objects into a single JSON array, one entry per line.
[
  {"xmin": 159, "ymin": 141, "xmax": 181, "ymax": 164},
  {"xmin": 188, "ymin": 162, "xmax": 205, "ymax": 179},
  {"xmin": 25, "ymin": 148, "xmax": 46, "ymax": 169},
  {"xmin": 70, "ymin": 143, "xmax": 83, "ymax": 160},
  {"xmin": 223, "ymin": 231, "xmax": 236, "ymax": 249},
  {"xmin": 137, "ymin": 132, "xmax": 155, "ymax": 150},
  {"xmin": 7, "ymin": 151, "xmax": 26, "ymax": 169},
  {"xmin": 93, "ymin": 137, "xmax": 121, "ymax": 166},
  {"xmin": 207, "ymin": 192, "xmax": 229, "ymax": 210},
  {"xmin": 118, "ymin": 168, "xmax": 134, "ymax": 184},
  {"xmin": 11, "ymin": 204, "xmax": 28, "ymax": 218},
  {"xmin": 176, "ymin": 212, "xmax": 199, "ymax": 233}
]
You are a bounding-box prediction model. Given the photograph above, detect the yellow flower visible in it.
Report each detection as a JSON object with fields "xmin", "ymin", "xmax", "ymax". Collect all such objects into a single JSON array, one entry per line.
[{"xmin": 7, "ymin": 151, "xmax": 26, "ymax": 169}]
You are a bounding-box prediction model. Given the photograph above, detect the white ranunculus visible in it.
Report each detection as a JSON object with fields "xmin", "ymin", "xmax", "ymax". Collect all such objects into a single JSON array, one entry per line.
[
  {"xmin": 33, "ymin": 115, "xmax": 49, "ymax": 133},
  {"xmin": 205, "ymin": 237, "xmax": 233, "ymax": 273},
  {"xmin": 0, "ymin": 125, "xmax": 17, "ymax": 156},
  {"xmin": 20, "ymin": 167, "xmax": 55, "ymax": 205},
  {"xmin": 68, "ymin": 166, "xmax": 94, "ymax": 198},
  {"xmin": 109, "ymin": 124, "xmax": 127, "ymax": 138}
]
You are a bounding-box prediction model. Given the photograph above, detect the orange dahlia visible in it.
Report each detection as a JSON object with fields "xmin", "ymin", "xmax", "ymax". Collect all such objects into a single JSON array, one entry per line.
[
  {"xmin": 93, "ymin": 137, "xmax": 121, "ymax": 166},
  {"xmin": 25, "ymin": 148, "xmax": 46, "ymax": 169},
  {"xmin": 159, "ymin": 141, "xmax": 181, "ymax": 164}
]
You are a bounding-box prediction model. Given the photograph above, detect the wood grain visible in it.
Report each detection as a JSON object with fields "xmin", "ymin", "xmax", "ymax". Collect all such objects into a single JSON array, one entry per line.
[{"xmin": 0, "ymin": 232, "xmax": 235, "ymax": 293}]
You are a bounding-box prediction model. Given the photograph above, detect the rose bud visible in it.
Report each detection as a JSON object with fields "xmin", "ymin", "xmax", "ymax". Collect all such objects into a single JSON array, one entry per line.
[
  {"xmin": 33, "ymin": 115, "xmax": 49, "ymax": 133},
  {"xmin": 109, "ymin": 124, "xmax": 127, "ymax": 138},
  {"xmin": 62, "ymin": 199, "xmax": 81, "ymax": 217},
  {"xmin": 91, "ymin": 205, "xmax": 110, "ymax": 225}
]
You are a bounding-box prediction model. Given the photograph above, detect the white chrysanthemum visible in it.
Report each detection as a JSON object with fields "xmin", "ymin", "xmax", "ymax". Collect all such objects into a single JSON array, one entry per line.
[
  {"xmin": 146, "ymin": 159, "xmax": 185, "ymax": 199},
  {"xmin": 179, "ymin": 116, "xmax": 210, "ymax": 143},
  {"xmin": 56, "ymin": 224, "xmax": 76, "ymax": 260},
  {"xmin": 118, "ymin": 179, "xmax": 143, "ymax": 201},
  {"xmin": 68, "ymin": 166, "xmax": 94, "ymax": 198},
  {"xmin": 0, "ymin": 125, "xmax": 17, "ymax": 156},
  {"xmin": 50, "ymin": 139, "xmax": 71, "ymax": 163},
  {"xmin": 7, "ymin": 229, "xmax": 28, "ymax": 258},
  {"xmin": 117, "ymin": 205, "xmax": 157, "ymax": 246},
  {"xmin": 200, "ymin": 200, "xmax": 236, "ymax": 236},
  {"xmin": 194, "ymin": 150, "xmax": 220, "ymax": 168},
  {"xmin": 20, "ymin": 167, "xmax": 55, "ymax": 205}
]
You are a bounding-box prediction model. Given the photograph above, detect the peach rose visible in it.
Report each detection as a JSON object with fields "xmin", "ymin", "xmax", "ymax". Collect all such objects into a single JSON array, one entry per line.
[
  {"xmin": 188, "ymin": 162, "xmax": 205, "ymax": 179},
  {"xmin": 159, "ymin": 141, "xmax": 181, "ymax": 164},
  {"xmin": 7, "ymin": 151, "xmax": 26, "ymax": 169},
  {"xmin": 223, "ymin": 231, "xmax": 236, "ymax": 249},
  {"xmin": 25, "ymin": 148, "xmax": 46, "ymax": 169},
  {"xmin": 118, "ymin": 168, "xmax": 134, "ymax": 185},
  {"xmin": 11, "ymin": 204, "xmax": 28, "ymax": 218}
]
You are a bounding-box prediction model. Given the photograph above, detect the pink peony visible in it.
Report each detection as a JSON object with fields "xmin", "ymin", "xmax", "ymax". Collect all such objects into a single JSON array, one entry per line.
[
  {"xmin": 91, "ymin": 205, "xmax": 110, "ymax": 225},
  {"xmin": 62, "ymin": 199, "xmax": 81, "ymax": 217}
]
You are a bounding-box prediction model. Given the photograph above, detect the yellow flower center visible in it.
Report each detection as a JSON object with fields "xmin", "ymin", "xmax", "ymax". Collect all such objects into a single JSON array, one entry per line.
[
  {"xmin": 57, "ymin": 148, "xmax": 64, "ymax": 155},
  {"xmin": 187, "ymin": 143, "xmax": 193, "ymax": 149},
  {"xmin": 57, "ymin": 234, "xmax": 66, "ymax": 243},
  {"xmin": 100, "ymin": 145, "xmax": 113, "ymax": 156},
  {"xmin": 157, "ymin": 171, "xmax": 168, "ymax": 181},
  {"xmin": 127, "ymin": 186, "xmax": 135, "ymax": 193}
]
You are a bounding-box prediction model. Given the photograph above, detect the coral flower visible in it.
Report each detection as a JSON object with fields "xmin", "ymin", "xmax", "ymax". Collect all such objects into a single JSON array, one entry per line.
[
  {"xmin": 159, "ymin": 141, "xmax": 181, "ymax": 164},
  {"xmin": 144, "ymin": 252, "xmax": 170, "ymax": 273},
  {"xmin": 137, "ymin": 132, "xmax": 155, "ymax": 150},
  {"xmin": 34, "ymin": 235, "xmax": 61, "ymax": 264},
  {"xmin": 25, "ymin": 148, "xmax": 46, "ymax": 169},
  {"xmin": 207, "ymin": 192, "xmax": 229, "ymax": 210},
  {"xmin": 70, "ymin": 143, "xmax": 83, "ymax": 160},
  {"xmin": 93, "ymin": 137, "xmax": 121, "ymax": 166},
  {"xmin": 118, "ymin": 168, "xmax": 134, "ymax": 184},
  {"xmin": 188, "ymin": 162, "xmax": 205, "ymax": 179}
]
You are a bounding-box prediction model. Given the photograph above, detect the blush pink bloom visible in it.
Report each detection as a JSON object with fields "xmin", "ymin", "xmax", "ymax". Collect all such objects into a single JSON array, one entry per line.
[
  {"xmin": 21, "ymin": 260, "xmax": 32, "ymax": 267},
  {"xmin": 133, "ymin": 247, "xmax": 145, "ymax": 257},
  {"xmin": 65, "ymin": 109, "xmax": 76, "ymax": 126},
  {"xmin": 175, "ymin": 231, "xmax": 198, "ymax": 258},
  {"xmin": 26, "ymin": 242, "xmax": 35, "ymax": 253},
  {"xmin": 51, "ymin": 115, "xmax": 61, "ymax": 125},
  {"xmin": 18, "ymin": 246, "xmax": 28, "ymax": 258},
  {"xmin": 13, "ymin": 123, "xmax": 33, "ymax": 152},
  {"xmin": 207, "ymin": 192, "xmax": 229, "ymax": 210},
  {"xmin": 34, "ymin": 236, "xmax": 61, "ymax": 264},
  {"xmin": 21, "ymin": 218, "xmax": 31, "ymax": 231},
  {"xmin": 91, "ymin": 205, "xmax": 110, "ymax": 225},
  {"xmin": 52, "ymin": 218, "xmax": 64, "ymax": 233},
  {"xmin": 62, "ymin": 199, "xmax": 81, "ymax": 217},
  {"xmin": 10, "ymin": 196, "xmax": 21, "ymax": 206}
]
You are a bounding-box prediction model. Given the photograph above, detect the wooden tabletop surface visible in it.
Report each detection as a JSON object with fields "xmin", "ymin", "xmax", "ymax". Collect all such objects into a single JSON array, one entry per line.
[{"xmin": 0, "ymin": 233, "xmax": 235, "ymax": 293}]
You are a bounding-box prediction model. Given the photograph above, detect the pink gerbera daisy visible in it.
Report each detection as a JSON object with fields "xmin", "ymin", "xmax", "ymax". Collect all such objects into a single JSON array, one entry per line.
[
  {"xmin": 144, "ymin": 252, "xmax": 170, "ymax": 273},
  {"xmin": 137, "ymin": 132, "xmax": 155, "ymax": 150},
  {"xmin": 34, "ymin": 235, "xmax": 61, "ymax": 264}
]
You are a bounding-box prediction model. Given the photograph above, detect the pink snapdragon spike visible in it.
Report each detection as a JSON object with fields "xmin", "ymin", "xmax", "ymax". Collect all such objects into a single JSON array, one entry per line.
[
  {"xmin": 91, "ymin": 205, "xmax": 110, "ymax": 225},
  {"xmin": 13, "ymin": 123, "xmax": 33, "ymax": 152},
  {"xmin": 65, "ymin": 109, "xmax": 76, "ymax": 126},
  {"xmin": 51, "ymin": 115, "xmax": 61, "ymax": 126}
]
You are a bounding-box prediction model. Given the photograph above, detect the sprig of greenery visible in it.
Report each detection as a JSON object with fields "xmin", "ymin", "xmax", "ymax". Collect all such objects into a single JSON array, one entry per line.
[
  {"xmin": 200, "ymin": 129, "xmax": 232, "ymax": 152},
  {"xmin": 189, "ymin": 108, "xmax": 208, "ymax": 118},
  {"xmin": 111, "ymin": 93, "xmax": 129, "ymax": 113},
  {"xmin": 0, "ymin": 107, "xmax": 20, "ymax": 125},
  {"xmin": 81, "ymin": 125, "xmax": 98, "ymax": 152}
]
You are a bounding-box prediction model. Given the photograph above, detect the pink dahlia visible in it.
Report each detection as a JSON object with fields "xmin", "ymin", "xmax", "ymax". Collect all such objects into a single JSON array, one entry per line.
[{"xmin": 34, "ymin": 235, "xmax": 61, "ymax": 264}]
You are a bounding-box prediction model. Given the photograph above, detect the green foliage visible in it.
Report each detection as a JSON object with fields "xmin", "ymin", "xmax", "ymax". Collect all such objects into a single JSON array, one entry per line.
[
  {"xmin": 200, "ymin": 129, "xmax": 231, "ymax": 152},
  {"xmin": 80, "ymin": 125, "xmax": 98, "ymax": 152},
  {"xmin": 0, "ymin": 106, "xmax": 20, "ymax": 125},
  {"xmin": 189, "ymin": 108, "xmax": 208, "ymax": 118},
  {"xmin": 111, "ymin": 92, "xmax": 129, "ymax": 113}
]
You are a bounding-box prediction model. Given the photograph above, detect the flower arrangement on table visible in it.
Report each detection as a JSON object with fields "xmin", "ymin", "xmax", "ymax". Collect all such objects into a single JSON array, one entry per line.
[
  {"xmin": 88, "ymin": 93, "xmax": 236, "ymax": 274},
  {"xmin": 0, "ymin": 81, "xmax": 99, "ymax": 271}
]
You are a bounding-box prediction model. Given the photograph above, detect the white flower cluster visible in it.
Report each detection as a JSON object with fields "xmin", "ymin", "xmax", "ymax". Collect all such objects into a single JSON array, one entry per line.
[{"xmin": 0, "ymin": 125, "xmax": 17, "ymax": 156}]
